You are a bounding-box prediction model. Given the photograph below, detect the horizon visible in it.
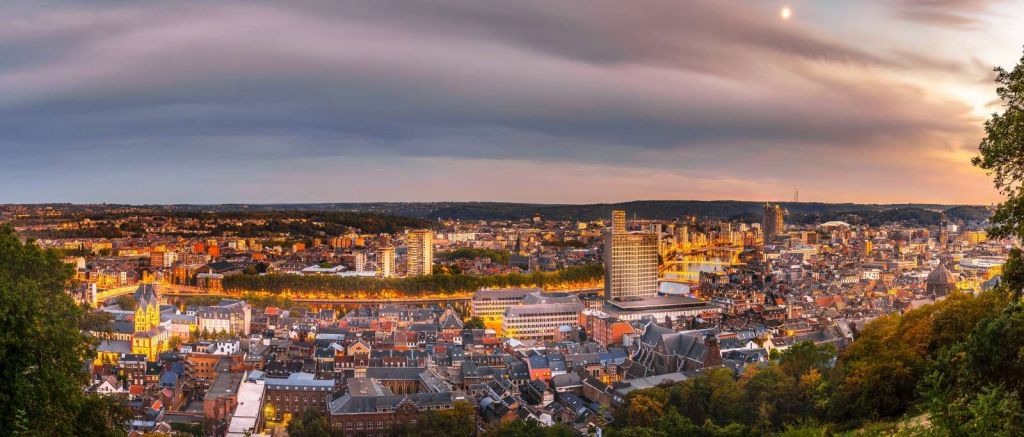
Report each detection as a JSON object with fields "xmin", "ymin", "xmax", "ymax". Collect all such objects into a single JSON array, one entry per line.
[
  {"xmin": 4, "ymin": 1, "xmax": 1023, "ymax": 204},
  {"xmin": 0, "ymin": 199, "xmax": 994, "ymax": 207}
]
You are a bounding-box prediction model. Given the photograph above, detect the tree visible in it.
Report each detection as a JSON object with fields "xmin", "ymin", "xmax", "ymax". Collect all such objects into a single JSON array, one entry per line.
[
  {"xmin": 0, "ymin": 225, "xmax": 126, "ymax": 435},
  {"xmin": 464, "ymin": 316, "xmax": 486, "ymax": 329},
  {"xmin": 286, "ymin": 409, "xmax": 336, "ymax": 437},
  {"xmin": 114, "ymin": 294, "xmax": 137, "ymax": 310},
  {"xmin": 973, "ymin": 49, "xmax": 1024, "ymax": 295},
  {"xmin": 412, "ymin": 401, "xmax": 478, "ymax": 437},
  {"xmin": 483, "ymin": 419, "xmax": 575, "ymax": 437}
]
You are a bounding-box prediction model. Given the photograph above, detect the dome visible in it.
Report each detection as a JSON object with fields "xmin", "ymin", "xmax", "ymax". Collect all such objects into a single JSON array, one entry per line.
[{"xmin": 927, "ymin": 264, "xmax": 956, "ymax": 285}]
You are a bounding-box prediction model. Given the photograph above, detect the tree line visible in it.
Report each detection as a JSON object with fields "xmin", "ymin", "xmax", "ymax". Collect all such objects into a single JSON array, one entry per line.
[
  {"xmin": 222, "ymin": 263, "xmax": 604, "ymax": 296},
  {"xmin": 607, "ymin": 288, "xmax": 1015, "ymax": 436}
]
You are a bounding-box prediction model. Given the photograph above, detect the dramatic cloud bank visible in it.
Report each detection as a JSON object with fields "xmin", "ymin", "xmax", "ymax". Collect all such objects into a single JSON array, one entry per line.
[{"xmin": 1, "ymin": 0, "xmax": 1021, "ymax": 204}]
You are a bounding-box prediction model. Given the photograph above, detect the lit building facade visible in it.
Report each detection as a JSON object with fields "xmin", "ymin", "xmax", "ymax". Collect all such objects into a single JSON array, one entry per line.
[
  {"xmin": 502, "ymin": 299, "xmax": 584, "ymax": 341},
  {"xmin": 377, "ymin": 246, "xmax": 396, "ymax": 278},
  {"xmin": 131, "ymin": 283, "xmax": 171, "ymax": 361},
  {"xmin": 604, "ymin": 210, "xmax": 658, "ymax": 302},
  {"xmin": 406, "ymin": 230, "xmax": 433, "ymax": 277},
  {"xmin": 763, "ymin": 203, "xmax": 784, "ymax": 239}
]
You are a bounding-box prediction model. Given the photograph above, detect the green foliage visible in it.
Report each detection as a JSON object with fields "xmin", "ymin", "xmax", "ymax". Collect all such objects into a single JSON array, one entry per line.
[
  {"xmin": 829, "ymin": 291, "xmax": 1006, "ymax": 424},
  {"xmin": 286, "ymin": 408, "xmax": 337, "ymax": 437},
  {"xmin": 0, "ymin": 225, "xmax": 127, "ymax": 435},
  {"xmin": 438, "ymin": 248, "xmax": 512, "ymax": 265},
  {"xmin": 482, "ymin": 419, "xmax": 575, "ymax": 437},
  {"xmin": 114, "ymin": 294, "xmax": 137, "ymax": 310},
  {"xmin": 222, "ymin": 263, "xmax": 603, "ymax": 296},
  {"xmin": 464, "ymin": 316, "xmax": 486, "ymax": 329},
  {"xmin": 79, "ymin": 309, "xmax": 114, "ymax": 333},
  {"xmin": 609, "ymin": 344, "xmax": 834, "ymax": 435},
  {"xmin": 402, "ymin": 401, "xmax": 478, "ymax": 437},
  {"xmin": 973, "ymin": 50, "xmax": 1024, "ymax": 240},
  {"xmin": 211, "ymin": 211, "xmax": 431, "ymax": 237}
]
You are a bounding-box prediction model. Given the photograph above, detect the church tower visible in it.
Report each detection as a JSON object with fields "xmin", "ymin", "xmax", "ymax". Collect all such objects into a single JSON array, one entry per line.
[
  {"xmin": 131, "ymin": 283, "xmax": 170, "ymax": 361},
  {"xmin": 134, "ymin": 283, "xmax": 161, "ymax": 332}
]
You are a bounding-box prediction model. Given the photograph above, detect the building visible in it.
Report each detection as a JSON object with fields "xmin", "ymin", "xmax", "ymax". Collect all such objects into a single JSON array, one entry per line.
[
  {"xmin": 406, "ymin": 230, "xmax": 433, "ymax": 276},
  {"xmin": 263, "ymin": 372, "xmax": 336, "ymax": 422},
  {"xmin": 226, "ymin": 372, "xmax": 266, "ymax": 437},
  {"xmin": 328, "ymin": 378, "xmax": 456, "ymax": 436},
  {"xmin": 628, "ymin": 324, "xmax": 722, "ymax": 378},
  {"xmin": 196, "ymin": 300, "xmax": 252, "ymax": 336},
  {"xmin": 131, "ymin": 283, "xmax": 171, "ymax": 361},
  {"xmin": 150, "ymin": 251, "xmax": 177, "ymax": 269},
  {"xmin": 604, "ymin": 210, "xmax": 658, "ymax": 302},
  {"xmin": 376, "ymin": 246, "xmax": 395, "ymax": 278},
  {"xmin": 579, "ymin": 310, "xmax": 634, "ymax": 347},
  {"xmin": 204, "ymin": 370, "xmax": 244, "ymax": 426},
  {"xmin": 927, "ymin": 263, "xmax": 958, "ymax": 297},
  {"xmin": 470, "ymin": 288, "xmax": 540, "ymax": 323},
  {"xmin": 763, "ymin": 203, "xmax": 784, "ymax": 239},
  {"xmin": 502, "ymin": 294, "xmax": 584, "ymax": 341},
  {"xmin": 354, "ymin": 251, "xmax": 368, "ymax": 273}
]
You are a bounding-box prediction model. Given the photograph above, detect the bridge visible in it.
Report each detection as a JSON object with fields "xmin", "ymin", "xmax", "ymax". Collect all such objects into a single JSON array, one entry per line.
[{"xmin": 93, "ymin": 284, "xmax": 208, "ymax": 306}]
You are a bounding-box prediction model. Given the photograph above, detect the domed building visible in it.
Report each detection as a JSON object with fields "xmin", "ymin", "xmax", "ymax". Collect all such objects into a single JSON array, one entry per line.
[{"xmin": 926, "ymin": 263, "xmax": 958, "ymax": 297}]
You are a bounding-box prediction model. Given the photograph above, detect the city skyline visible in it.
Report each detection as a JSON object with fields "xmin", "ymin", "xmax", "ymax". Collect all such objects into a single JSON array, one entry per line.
[{"xmin": 4, "ymin": 1, "xmax": 1024, "ymax": 204}]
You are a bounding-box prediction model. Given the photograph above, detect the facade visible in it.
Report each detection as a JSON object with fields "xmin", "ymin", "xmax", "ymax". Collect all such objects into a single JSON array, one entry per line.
[
  {"xmin": 376, "ymin": 246, "xmax": 396, "ymax": 278},
  {"xmin": 470, "ymin": 288, "xmax": 538, "ymax": 322},
  {"xmin": 406, "ymin": 230, "xmax": 433, "ymax": 276},
  {"xmin": 131, "ymin": 283, "xmax": 171, "ymax": 361},
  {"xmin": 263, "ymin": 372, "xmax": 336, "ymax": 422},
  {"xmin": 196, "ymin": 300, "xmax": 252, "ymax": 336},
  {"xmin": 354, "ymin": 251, "xmax": 368, "ymax": 273},
  {"xmin": 604, "ymin": 210, "xmax": 658, "ymax": 302},
  {"xmin": 328, "ymin": 383, "xmax": 455, "ymax": 437},
  {"xmin": 579, "ymin": 310, "xmax": 634, "ymax": 347},
  {"xmin": 763, "ymin": 203, "xmax": 784, "ymax": 239},
  {"xmin": 502, "ymin": 297, "xmax": 584, "ymax": 341}
]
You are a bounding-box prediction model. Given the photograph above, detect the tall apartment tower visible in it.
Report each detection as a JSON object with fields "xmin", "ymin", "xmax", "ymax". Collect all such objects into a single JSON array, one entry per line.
[
  {"xmin": 763, "ymin": 203, "xmax": 784, "ymax": 240},
  {"xmin": 376, "ymin": 246, "xmax": 396, "ymax": 278},
  {"xmin": 354, "ymin": 251, "xmax": 367, "ymax": 273},
  {"xmin": 406, "ymin": 230, "xmax": 434, "ymax": 276},
  {"xmin": 604, "ymin": 210, "xmax": 658, "ymax": 302}
]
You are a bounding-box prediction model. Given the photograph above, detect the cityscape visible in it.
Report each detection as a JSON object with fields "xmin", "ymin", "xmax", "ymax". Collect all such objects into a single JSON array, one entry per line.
[{"xmin": 5, "ymin": 1, "xmax": 1024, "ymax": 437}]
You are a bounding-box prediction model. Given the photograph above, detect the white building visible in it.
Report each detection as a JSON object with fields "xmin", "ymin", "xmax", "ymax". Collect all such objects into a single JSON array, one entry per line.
[
  {"xmin": 196, "ymin": 300, "xmax": 252, "ymax": 336},
  {"xmin": 502, "ymin": 295, "xmax": 584, "ymax": 341},
  {"xmin": 376, "ymin": 246, "xmax": 396, "ymax": 278}
]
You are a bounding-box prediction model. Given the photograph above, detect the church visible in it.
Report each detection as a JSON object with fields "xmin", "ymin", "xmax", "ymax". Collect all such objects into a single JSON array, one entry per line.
[{"xmin": 131, "ymin": 283, "xmax": 171, "ymax": 361}]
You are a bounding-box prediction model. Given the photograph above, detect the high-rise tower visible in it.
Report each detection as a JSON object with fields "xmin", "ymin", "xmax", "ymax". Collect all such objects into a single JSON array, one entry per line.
[
  {"xmin": 406, "ymin": 230, "xmax": 433, "ymax": 276},
  {"xmin": 376, "ymin": 246, "xmax": 396, "ymax": 278},
  {"xmin": 763, "ymin": 203, "xmax": 784, "ymax": 240},
  {"xmin": 604, "ymin": 210, "xmax": 658, "ymax": 301}
]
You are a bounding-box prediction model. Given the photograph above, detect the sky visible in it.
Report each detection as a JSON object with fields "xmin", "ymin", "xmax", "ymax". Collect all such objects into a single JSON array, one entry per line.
[{"xmin": 2, "ymin": 0, "xmax": 1023, "ymax": 205}]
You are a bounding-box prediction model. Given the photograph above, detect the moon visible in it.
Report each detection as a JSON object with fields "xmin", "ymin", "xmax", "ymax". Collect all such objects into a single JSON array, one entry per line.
[{"xmin": 781, "ymin": 6, "xmax": 792, "ymax": 20}]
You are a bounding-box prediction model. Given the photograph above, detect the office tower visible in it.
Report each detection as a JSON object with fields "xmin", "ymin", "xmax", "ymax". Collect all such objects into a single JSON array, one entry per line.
[
  {"xmin": 406, "ymin": 230, "xmax": 433, "ymax": 276},
  {"xmin": 604, "ymin": 210, "xmax": 658, "ymax": 301},
  {"xmin": 376, "ymin": 246, "xmax": 395, "ymax": 278},
  {"xmin": 611, "ymin": 210, "xmax": 627, "ymax": 234},
  {"xmin": 763, "ymin": 203, "xmax": 784, "ymax": 239}
]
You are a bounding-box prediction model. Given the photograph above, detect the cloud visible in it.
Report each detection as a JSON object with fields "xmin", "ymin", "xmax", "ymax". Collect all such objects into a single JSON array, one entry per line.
[
  {"xmin": 0, "ymin": 0, "xmax": 1004, "ymax": 203},
  {"xmin": 893, "ymin": 0, "xmax": 996, "ymax": 28}
]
